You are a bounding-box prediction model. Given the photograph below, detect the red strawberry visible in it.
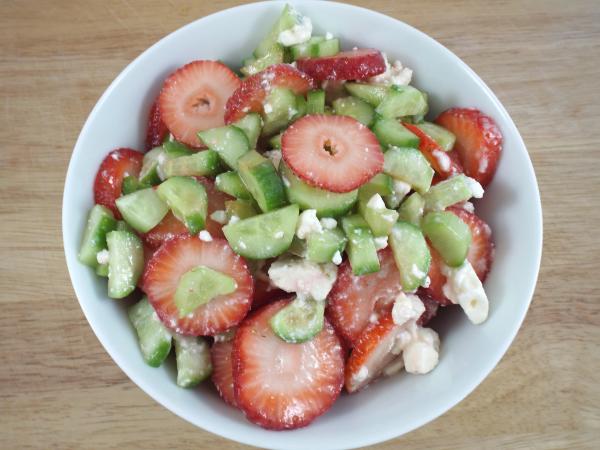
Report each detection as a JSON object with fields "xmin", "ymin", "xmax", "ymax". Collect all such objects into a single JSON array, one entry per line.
[
  {"xmin": 224, "ymin": 64, "xmax": 314, "ymax": 124},
  {"xmin": 435, "ymin": 108, "xmax": 502, "ymax": 186},
  {"xmin": 403, "ymin": 123, "xmax": 463, "ymax": 179},
  {"xmin": 94, "ymin": 148, "xmax": 144, "ymax": 218},
  {"xmin": 159, "ymin": 60, "xmax": 241, "ymax": 148},
  {"xmin": 145, "ymin": 99, "xmax": 169, "ymax": 151},
  {"xmin": 326, "ymin": 248, "xmax": 402, "ymax": 347},
  {"xmin": 418, "ymin": 245, "xmax": 452, "ymax": 306},
  {"xmin": 296, "ymin": 48, "xmax": 386, "ymax": 82},
  {"xmin": 449, "ymin": 207, "xmax": 494, "ymax": 281},
  {"xmin": 142, "ymin": 212, "xmax": 190, "ymax": 249},
  {"xmin": 233, "ymin": 299, "xmax": 344, "ymax": 430},
  {"xmin": 142, "ymin": 236, "xmax": 253, "ymax": 336},
  {"xmin": 211, "ymin": 340, "xmax": 237, "ymax": 407},
  {"xmin": 198, "ymin": 177, "xmax": 233, "ymax": 239},
  {"xmin": 252, "ymin": 270, "xmax": 287, "ymax": 311},
  {"xmin": 281, "ymin": 114, "xmax": 383, "ymax": 193}
]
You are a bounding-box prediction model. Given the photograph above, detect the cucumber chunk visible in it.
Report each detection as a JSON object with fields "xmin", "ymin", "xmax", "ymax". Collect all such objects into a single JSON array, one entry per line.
[
  {"xmin": 306, "ymin": 227, "xmax": 347, "ymax": 264},
  {"xmin": 215, "ymin": 171, "xmax": 252, "ymax": 200},
  {"xmin": 389, "ymin": 222, "xmax": 430, "ymax": 292},
  {"xmin": 344, "ymin": 83, "xmax": 389, "ymax": 107},
  {"xmin": 281, "ymin": 164, "xmax": 357, "ymax": 217},
  {"xmin": 306, "ymin": 89, "xmax": 325, "ymax": 114},
  {"xmin": 373, "ymin": 118, "xmax": 420, "ymax": 149},
  {"xmin": 197, "ymin": 125, "xmax": 250, "ymax": 170},
  {"xmin": 422, "ymin": 211, "xmax": 472, "ymax": 267},
  {"xmin": 375, "ymin": 85, "xmax": 428, "ymax": 119},
  {"xmin": 96, "ymin": 262, "xmax": 109, "ymax": 277},
  {"xmin": 332, "ymin": 96, "xmax": 375, "ymax": 126},
  {"xmin": 241, "ymin": 47, "xmax": 284, "ymax": 76},
  {"xmin": 116, "ymin": 188, "xmax": 169, "ymax": 233},
  {"xmin": 128, "ymin": 296, "xmax": 172, "ymax": 367},
  {"xmin": 232, "ymin": 113, "xmax": 263, "ymax": 149},
  {"xmin": 359, "ymin": 173, "xmax": 394, "ymax": 199},
  {"xmin": 174, "ymin": 335, "xmax": 212, "ymax": 388},
  {"xmin": 270, "ymin": 297, "xmax": 325, "ymax": 343},
  {"xmin": 238, "ymin": 150, "xmax": 286, "ymax": 212},
  {"xmin": 253, "ymin": 4, "xmax": 299, "ymax": 57},
  {"xmin": 223, "ymin": 204, "xmax": 299, "ymax": 259},
  {"xmin": 225, "ymin": 199, "xmax": 258, "ymax": 220},
  {"xmin": 416, "ymin": 122, "xmax": 456, "ymax": 151},
  {"xmin": 397, "ymin": 192, "xmax": 425, "ymax": 226},
  {"xmin": 121, "ymin": 175, "xmax": 148, "ymax": 195},
  {"xmin": 78, "ymin": 205, "xmax": 117, "ymax": 268},
  {"xmin": 139, "ymin": 146, "xmax": 164, "ymax": 185},
  {"xmin": 261, "ymin": 87, "xmax": 303, "ymax": 136},
  {"xmin": 162, "ymin": 150, "xmax": 221, "ymax": 178},
  {"xmin": 358, "ymin": 192, "xmax": 399, "ymax": 237},
  {"xmin": 106, "ymin": 230, "xmax": 144, "ymax": 299},
  {"xmin": 342, "ymin": 215, "xmax": 380, "ymax": 275},
  {"xmin": 163, "ymin": 140, "xmax": 193, "ymax": 158},
  {"xmin": 156, "ymin": 177, "xmax": 208, "ymax": 234},
  {"xmin": 316, "ymin": 38, "xmax": 340, "ymax": 57},
  {"xmin": 269, "ymin": 132, "xmax": 282, "ymax": 149},
  {"xmin": 289, "ymin": 36, "xmax": 325, "ymax": 59},
  {"xmin": 116, "ymin": 220, "xmax": 135, "ymax": 233},
  {"xmin": 174, "ymin": 266, "xmax": 237, "ymax": 317},
  {"xmin": 383, "ymin": 147, "xmax": 434, "ymax": 194},
  {"xmin": 423, "ymin": 174, "xmax": 474, "ymax": 211}
]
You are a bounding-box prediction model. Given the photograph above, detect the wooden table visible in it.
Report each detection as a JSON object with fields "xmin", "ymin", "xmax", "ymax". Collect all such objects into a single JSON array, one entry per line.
[{"xmin": 1, "ymin": 0, "xmax": 599, "ymax": 448}]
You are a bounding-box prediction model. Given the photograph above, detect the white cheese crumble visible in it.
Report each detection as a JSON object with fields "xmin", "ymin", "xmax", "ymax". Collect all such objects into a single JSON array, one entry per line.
[
  {"xmin": 296, "ymin": 209, "xmax": 323, "ymax": 239},
  {"xmin": 465, "ymin": 176, "xmax": 484, "ymax": 198},
  {"xmin": 441, "ymin": 261, "xmax": 489, "ymax": 324},
  {"xmin": 277, "ymin": 15, "xmax": 312, "ymax": 46},
  {"xmin": 403, "ymin": 327, "xmax": 440, "ymax": 374},
  {"xmin": 386, "ymin": 179, "xmax": 412, "ymax": 207},
  {"xmin": 392, "ymin": 292, "xmax": 425, "ymax": 326},
  {"xmin": 282, "ymin": 176, "xmax": 291, "ymax": 188},
  {"xmin": 209, "ymin": 210, "xmax": 228, "ymax": 225},
  {"xmin": 274, "ymin": 230, "xmax": 284, "ymax": 239},
  {"xmin": 96, "ymin": 249, "xmax": 110, "ymax": 265},
  {"xmin": 353, "ymin": 366, "xmax": 369, "ymax": 383},
  {"xmin": 367, "ymin": 193, "xmax": 386, "ymax": 210},
  {"xmin": 332, "ymin": 250, "xmax": 342, "ymax": 265},
  {"xmin": 373, "ymin": 236, "xmax": 388, "ymax": 250},
  {"xmin": 433, "ymin": 149, "xmax": 451, "ymax": 172},
  {"xmin": 268, "ymin": 256, "xmax": 337, "ymax": 301},
  {"xmin": 264, "ymin": 149, "xmax": 282, "ymax": 169},
  {"xmin": 369, "ymin": 53, "xmax": 413, "ymax": 86},
  {"xmin": 263, "ymin": 102, "xmax": 273, "ymax": 114},
  {"xmin": 325, "ymin": 31, "xmax": 334, "ymax": 40},
  {"xmin": 156, "ymin": 152, "xmax": 167, "ymax": 180},
  {"xmin": 228, "ymin": 215, "xmax": 240, "ymax": 225},
  {"xmin": 198, "ymin": 230, "xmax": 213, "ymax": 242},
  {"xmin": 320, "ymin": 217, "xmax": 337, "ymax": 230},
  {"xmin": 462, "ymin": 201, "xmax": 475, "ymax": 213}
]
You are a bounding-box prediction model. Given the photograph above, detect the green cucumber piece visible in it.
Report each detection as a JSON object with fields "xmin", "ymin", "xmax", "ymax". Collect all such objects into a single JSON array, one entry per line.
[
  {"xmin": 269, "ymin": 132, "xmax": 282, "ymax": 149},
  {"xmin": 121, "ymin": 176, "xmax": 147, "ymax": 195},
  {"xmin": 156, "ymin": 177, "xmax": 208, "ymax": 234},
  {"xmin": 281, "ymin": 164, "xmax": 357, "ymax": 217},
  {"xmin": 383, "ymin": 147, "xmax": 434, "ymax": 194},
  {"xmin": 375, "ymin": 85, "xmax": 428, "ymax": 119},
  {"xmin": 139, "ymin": 146, "xmax": 164, "ymax": 185},
  {"xmin": 238, "ymin": 151, "xmax": 286, "ymax": 212},
  {"xmin": 344, "ymin": 83, "xmax": 388, "ymax": 107},
  {"xmin": 78, "ymin": 204, "xmax": 117, "ymax": 268},
  {"xmin": 233, "ymin": 113, "xmax": 263, "ymax": 149},
  {"xmin": 241, "ymin": 47, "xmax": 284, "ymax": 76},
  {"xmin": 316, "ymin": 38, "xmax": 340, "ymax": 57},
  {"xmin": 162, "ymin": 150, "xmax": 221, "ymax": 178},
  {"xmin": 373, "ymin": 118, "xmax": 420, "ymax": 149},
  {"xmin": 270, "ymin": 297, "xmax": 325, "ymax": 343},
  {"xmin": 306, "ymin": 227, "xmax": 347, "ymax": 263},
  {"xmin": 422, "ymin": 211, "xmax": 472, "ymax": 267},
  {"xmin": 359, "ymin": 173, "xmax": 394, "ymax": 199},
  {"xmin": 416, "ymin": 122, "xmax": 456, "ymax": 151},
  {"xmin": 341, "ymin": 215, "xmax": 380, "ymax": 276},
  {"xmin": 253, "ymin": 4, "xmax": 299, "ymax": 57},
  {"xmin": 261, "ymin": 87, "xmax": 303, "ymax": 136},
  {"xmin": 115, "ymin": 188, "xmax": 169, "ymax": 233},
  {"xmin": 116, "ymin": 220, "xmax": 135, "ymax": 233},
  {"xmin": 174, "ymin": 266, "xmax": 237, "ymax": 317},
  {"xmin": 397, "ymin": 192, "xmax": 425, "ymax": 226},
  {"xmin": 358, "ymin": 192, "xmax": 399, "ymax": 237},
  {"xmin": 332, "ymin": 96, "xmax": 375, "ymax": 126},
  {"xmin": 197, "ymin": 125, "xmax": 250, "ymax": 170},
  {"xmin": 384, "ymin": 179, "xmax": 412, "ymax": 209},
  {"xmin": 223, "ymin": 204, "xmax": 299, "ymax": 259},
  {"xmin": 128, "ymin": 296, "xmax": 172, "ymax": 367},
  {"xmin": 174, "ymin": 335, "xmax": 212, "ymax": 388},
  {"xmin": 106, "ymin": 230, "xmax": 144, "ymax": 298},
  {"xmin": 163, "ymin": 140, "xmax": 193, "ymax": 158},
  {"xmin": 215, "ymin": 171, "xmax": 252, "ymax": 200},
  {"xmin": 389, "ymin": 222, "xmax": 430, "ymax": 292},
  {"xmin": 306, "ymin": 89, "xmax": 325, "ymax": 114},
  {"xmin": 225, "ymin": 199, "xmax": 258, "ymax": 220},
  {"xmin": 290, "ymin": 36, "xmax": 326, "ymax": 60},
  {"xmin": 423, "ymin": 174, "xmax": 474, "ymax": 211},
  {"xmin": 96, "ymin": 262, "xmax": 109, "ymax": 277}
]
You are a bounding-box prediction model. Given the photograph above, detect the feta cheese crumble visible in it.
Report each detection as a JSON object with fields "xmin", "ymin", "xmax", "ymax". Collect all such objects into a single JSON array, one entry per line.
[
  {"xmin": 268, "ymin": 256, "xmax": 337, "ymax": 301},
  {"xmin": 374, "ymin": 236, "xmax": 388, "ymax": 250},
  {"xmin": 228, "ymin": 215, "xmax": 240, "ymax": 225},
  {"xmin": 403, "ymin": 327, "xmax": 440, "ymax": 374},
  {"xmin": 198, "ymin": 230, "xmax": 213, "ymax": 242},
  {"xmin": 296, "ymin": 209, "xmax": 323, "ymax": 239},
  {"xmin": 441, "ymin": 261, "xmax": 489, "ymax": 324},
  {"xmin": 277, "ymin": 14, "xmax": 312, "ymax": 46},
  {"xmin": 209, "ymin": 210, "xmax": 228, "ymax": 225},
  {"xmin": 320, "ymin": 217, "xmax": 337, "ymax": 230},
  {"xmin": 367, "ymin": 193, "xmax": 386, "ymax": 210},
  {"xmin": 369, "ymin": 53, "xmax": 413, "ymax": 86},
  {"xmin": 392, "ymin": 293, "xmax": 425, "ymax": 326},
  {"xmin": 156, "ymin": 152, "xmax": 167, "ymax": 180},
  {"xmin": 331, "ymin": 250, "xmax": 342, "ymax": 265},
  {"xmin": 353, "ymin": 366, "xmax": 369, "ymax": 383},
  {"xmin": 465, "ymin": 176, "xmax": 484, "ymax": 198},
  {"xmin": 96, "ymin": 249, "xmax": 110, "ymax": 265},
  {"xmin": 264, "ymin": 149, "xmax": 282, "ymax": 169},
  {"xmin": 386, "ymin": 179, "xmax": 412, "ymax": 207},
  {"xmin": 263, "ymin": 102, "xmax": 273, "ymax": 114}
]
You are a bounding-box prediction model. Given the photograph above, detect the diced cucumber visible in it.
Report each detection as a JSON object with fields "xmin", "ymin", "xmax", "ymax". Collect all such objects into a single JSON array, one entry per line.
[
  {"xmin": 156, "ymin": 177, "xmax": 208, "ymax": 234},
  {"xmin": 306, "ymin": 227, "xmax": 347, "ymax": 264},
  {"xmin": 174, "ymin": 266, "xmax": 237, "ymax": 317},
  {"xmin": 269, "ymin": 132, "xmax": 282, "ymax": 149},
  {"xmin": 139, "ymin": 146, "xmax": 164, "ymax": 185},
  {"xmin": 332, "ymin": 96, "xmax": 375, "ymax": 126},
  {"xmin": 358, "ymin": 192, "xmax": 399, "ymax": 237},
  {"xmin": 389, "ymin": 222, "xmax": 430, "ymax": 292},
  {"xmin": 397, "ymin": 192, "xmax": 425, "ymax": 226},
  {"xmin": 163, "ymin": 140, "xmax": 193, "ymax": 158},
  {"xmin": 269, "ymin": 297, "xmax": 325, "ymax": 343},
  {"xmin": 261, "ymin": 87, "xmax": 303, "ymax": 136},
  {"xmin": 383, "ymin": 147, "xmax": 434, "ymax": 194},
  {"xmin": 375, "ymin": 85, "xmax": 428, "ymax": 119},
  {"xmin": 289, "ymin": 36, "xmax": 325, "ymax": 59},
  {"xmin": 215, "ymin": 171, "xmax": 252, "ymax": 200},
  {"xmin": 416, "ymin": 122, "xmax": 456, "ymax": 151},
  {"xmin": 281, "ymin": 164, "xmax": 357, "ymax": 217},
  {"xmin": 116, "ymin": 220, "xmax": 135, "ymax": 233},
  {"xmin": 342, "ymin": 215, "xmax": 380, "ymax": 276},
  {"xmin": 306, "ymin": 89, "xmax": 325, "ymax": 114},
  {"xmin": 162, "ymin": 150, "xmax": 221, "ymax": 178},
  {"xmin": 423, "ymin": 174, "xmax": 474, "ymax": 211},
  {"xmin": 241, "ymin": 47, "xmax": 284, "ymax": 76},
  {"xmin": 232, "ymin": 113, "xmax": 263, "ymax": 149},
  {"xmin": 121, "ymin": 176, "xmax": 147, "ymax": 195},
  {"xmin": 106, "ymin": 230, "xmax": 144, "ymax": 299},
  {"xmin": 78, "ymin": 204, "xmax": 117, "ymax": 268},
  {"xmin": 373, "ymin": 117, "xmax": 420, "ymax": 149},
  {"xmin": 197, "ymin": 125, "xmax": 250, "ymax": 170},
  {"xmin": 316, "ymin": 38, "xmax": 340, "ymax": 57},
  {"xmin": 128, "ymin": 296, "xmax": 172, "ymax": 367},
  {"xmin": 253, "ymin": 4, "xmax": 300, "ymax": 57},
  {"xmin": 422, "ymin": 211, "xmax": 472, "ymax": 267},
  {"xmin": 116, "ymin": 188, "xmax": 169, "ymax": 233},
  {"xmin": 288, "ymin": 235, "xmax": 308, "ymax": 258},
  {"xmin": 359, "ymin": 173, "xmax": 394, "ymax": 199},
  {"xmin": 237, "ymin": 151, "xmax": 286, "ymax": 212},
  {"xmin": 96, "ymin": 262, "xmax": 109, "ymax": 277},
  {"xmin": 344, "ymin": 83, "xmax": 389, "ymax": 107},
  {"xmin": 174, "ymin": 335, "xmax": 212, "ymax": 388},
  {"xmin": 223, "ymin": 204, "xmax": 299, "ymax": 259},
  {"xmin": 225, "ymin": 199, "xmax": 258, "ymax": 220}
]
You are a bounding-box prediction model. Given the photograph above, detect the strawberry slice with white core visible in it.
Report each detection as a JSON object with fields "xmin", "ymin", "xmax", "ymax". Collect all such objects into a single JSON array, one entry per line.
[
  {"xmin": 159, "ymin": 61, "xmax": 240, "ymax": 148},
  {"xmin": 197, "ymin": 176, "xmax": 233, "ymax": 240},
  {"xmin": 282, "ymin": 114, "xmax": 384, "ymax": 193},
  {"xmin": 296, "ymin": 48, "xmax": 386, "ymax": 82},
  {"xmin": 142, "ymin": 211, "xmax": 190, "ymax": 249},
  {"xmin": 211, "ymin": 340, "xmax": 237, "ymax": 407},
  {"xmin": 142, "ymin": 236, "xmax": 253, "ymax": 336},
  {"xmin": 145, "ymin": 99, "xmax": 169, "ymax": 151},
  {"xmin": 224, "ymin": 64, "xmax": 314, "ymax": 124},
  {"xmin": 233, "ymin": 299, "xmax": 344, "ymax": 430}
]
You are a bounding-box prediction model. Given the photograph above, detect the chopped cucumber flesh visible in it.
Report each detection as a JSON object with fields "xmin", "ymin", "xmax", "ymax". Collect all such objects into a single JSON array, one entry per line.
[
  {"xmin": 174, "ymin": 266, "xmax": 237, "ymax": 317},
  {"xmin": 383, "ymin": 147, "xmax": 434, "ymax": 194},
  {"xmin": 342, "ymin": 215, "xmax": 380, "ymax": 275},
  {"xmin": 197, "ymin": 125, "xmax": 250, "ymax": 170},
  {"xmin": 162, "ymin": 150, "xmax": 221, "ymax": 178},
  {"xmin": 232, "ymin": 113, "xmax": 263, "ymax": 149},
  {"xmin": 306, "ymin": 227, "xmax": 347, "ymax": 264},
  {"xmin": 344, "ymin": 83, "xmax": 389, "ymax": 107},
  {"xmin": 156, "ymin": 177, "xmax": 208, "ymax": 234},
  {"xmin": 225, "ymin": 199, "xmax": 258, "ymax": 220},
  {"xmin": 359, "ymin": 173, "xmax": 394, "ymax": 199},
  {"xmin": 422, "ymin": 211, "xmax": 472, "ymax": 267},
  {"xmin": 128, "ymin": 297, "xmax": 172, "ymax": 367},
  {"xmin": 358, "ymin": 192, "xmax": 399, "ymax": 237},
  {"xmin": 163, "ymin": 140, "xmax": 193, "ymax": 158},
  {"xmin": 373, "ymin": 117, "xmax": 420, "ymax": 149},
  {"xmin": 306, "ymin": 89, "xmax": 326, "ymax": 114},
  {"xmin": 238, "ymin": 150, "xmax": 287, "ymax": 212},
  {"xmin": 389, "ymin": 222, "xmax": 430, "ymax": 292},
  {"xmin": 375, "ymin": 85, "xmax": 428, "ymax": 119},
  {"xmin": 397, "ymin": 192, "xmax": 425, "ymax": 226},
  {"xmin": 261, "ymin": 87, "xmax": 303, "ymax": 136},
  {"xmin": 106, "ymin": 230, "xmax": 144, "ymax": 299},
  {"xmin": 215, "ymin": 171, "xmax": 252, "ymax": 200},
  {"xmin": 241, "ymin": 47, "xmax": 284, "ymax": 76},
  {"xmin": 289, "ymin": 36, "xmax": 325, "ymax": 59},
  {"xmin": 253, "ymin": 4, "xmax": 299, "ymax": 58},
  {"xmin": 78, "ymin": 204, "xmax": 117, "ymax": 268},
  {"xmin": 269, "ymin": 132, "xmax": 283, "ymax": 149},
  {"xmin": 332, "ymin": 96, "xmax": 375, "ymax": 126},
  {"xmin": 139, "ymin": 146, "xmax": 164, "ymax": 185},
  {"xmin": 116, "ymin": 188, "xmax": 169, "ymax": 233},
  {"xmin": 416, "ymin": 122, "xmax": 456, "ymax": 151},
  {"xmin": 121, "ymin": 175, "xmax": 148, "ymax": 195},
  {"xmin": 423, "ymin": 174, "xmax": 474, "ymax": 211},
  {"xmin": 270, "ymin": 297, "xmax": 325, "ymax": 343},
  {"xmin": 174, "ymin": 335, "xmax": 212, "ymax": 388}
]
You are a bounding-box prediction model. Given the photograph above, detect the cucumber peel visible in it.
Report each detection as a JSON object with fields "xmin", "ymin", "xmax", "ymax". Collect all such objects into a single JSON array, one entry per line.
[
  {"xmin": 128, "ymin": 297, "xmax": 172, "ymax": 367},
  {"xmin": 270, "ymin": 297, "xmax": 325, "ymax": 343}
]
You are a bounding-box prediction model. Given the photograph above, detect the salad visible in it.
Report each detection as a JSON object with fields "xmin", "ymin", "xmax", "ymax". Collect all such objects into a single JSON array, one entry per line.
[{"xmin": 78, "ymin": 4, "xmax": 502, "ymax": 431}]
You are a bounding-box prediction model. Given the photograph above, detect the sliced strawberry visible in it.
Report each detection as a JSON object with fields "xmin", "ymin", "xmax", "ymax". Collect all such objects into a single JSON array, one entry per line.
[
  {"xmin": 281, "ymin": 114, "xmax": 383, "ymax": 193},
  {"xmin": 145, "ymin": 99, "xmax": 169, "ymax": 151},
  {"xmin": 435, "ymin": 108, "xmax": 502, "ymax": 186},
  {"xmin": 94, "ymin": 148, "xmax": 144, "ymax": 218},
  {"xmin": 211, "ymin": 340, "xmax": 237, "ymax": 407},
  {"xmin": 233, "ymin": 299, "xmax": 344, "ymax": 430},
  {"xmin": 296, "ymin": 48, "xmax": 386, "ymax": 82},
  {"xmin": 418, "ymin": 245, "xmax": 452, "ymax": 306},
  {"xmin": 224, "ymin": 64, "xmax": 314, "ymax": 124},
  {"xmin": 252, "ymin": 271, "xmax": 287, "ymax": 311},
  {"xmin": 403, "ymin": 123, "xmax": 463, "ymax": 179},
  {"xmin": 159, "ymin": 60, "xmax": 240, "ymax": 148},
  {"xmin": 326, "ymin": 248, "xmax": 402, "ymax": 347},
  {"xmin": 198, "ymin": 177, "xmax": 233, "ymax": 239},
  {"xmin": 142, "ymin": 236, "xmax": 253, "ymax": 336},
  {"xmin": 142, "ymin": 212, "xmax": 190, "ymax": 249},
  {"xmin": 417, "ymin": 295, "xmax": 440, "ymax": 326}
]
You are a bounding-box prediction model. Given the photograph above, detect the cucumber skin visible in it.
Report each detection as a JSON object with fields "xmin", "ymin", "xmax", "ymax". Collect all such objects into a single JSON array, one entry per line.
[
  {"xmin": 373, "ymin": 118, "xmax": 420, "ymax": 149},
  {"xmin": 358, "ymin": 191, "xmax": 399, "ymax": 237},
  {"xmin": 342, "ymin": 215, "xmax": 381, "ymax": 276},
  {"xmin": 233, "ymin": 113, "xmax": 263, "ymax": 149},
  {"xmin": 238, "ymin": 151, "xmax": 287, "ymax": 212},
  {"xmin": 383, "ymin": 147, "xmax": 434, "ymax": 194},
  {"xmin": 106, "ymin": 230, "xmax": 144, "ymax": 299},
  {"xmin": 174, "ymin": 335, "xmax": 212, "ymax": 388},
  {"xmin": 375, "ymin": 85, "xmax": 428, "ymax": 119},
  {"xmin": 422, "ymin": 211, "xmax": 472, "ymax": 267},
  {"xmin": 162, "ymin": 150, "xmax": 221, "ymax": 178},
  {"xmin": 78, "ymin": 204, "xmax": 117, "ymax": 268},
  {"xmin": 253, "ymin": 4, "xmax": 298, "ymax": 58},
  {"xmin": 269, "ymin": 298, "xmax": 325, "ymax": 344},
  {"xmin": 116, "ymin": 188, "xmax": 169, "ymax": 233},
  {"xmin": 389, "ymin": 222, "xmax": 431, "ymax": 292},
  {"xmin": 128, "ymin": 297, "xmax": 172, "ymax": 368},
  {"xmin": 344, "ymin": 83, "xmax": 389, "ymax": 107},
  {"xmin": 215, "ymin": 171, "xmax": 252, "ymax": 200},
  {"xmin": 423, "ymin": 174, "xmax": 473, "ymax": 211}
]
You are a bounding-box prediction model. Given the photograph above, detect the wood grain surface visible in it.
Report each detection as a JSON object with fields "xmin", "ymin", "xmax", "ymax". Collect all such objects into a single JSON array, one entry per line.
[{"xmin": 1, "ymin": 0, "xmax": 599, "ymax": 448}]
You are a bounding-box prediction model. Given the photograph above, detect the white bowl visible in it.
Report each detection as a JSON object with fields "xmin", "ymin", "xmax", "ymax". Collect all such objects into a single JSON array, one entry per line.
[{"xmin": 62, "ymin": 1, "xmax": 543, "ymax": 449}]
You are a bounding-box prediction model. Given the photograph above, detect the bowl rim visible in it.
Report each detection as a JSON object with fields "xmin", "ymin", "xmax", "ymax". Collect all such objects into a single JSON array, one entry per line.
[{"xmin": 62, "ymin": 1, "xmax": 543, "ymax": 448}]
